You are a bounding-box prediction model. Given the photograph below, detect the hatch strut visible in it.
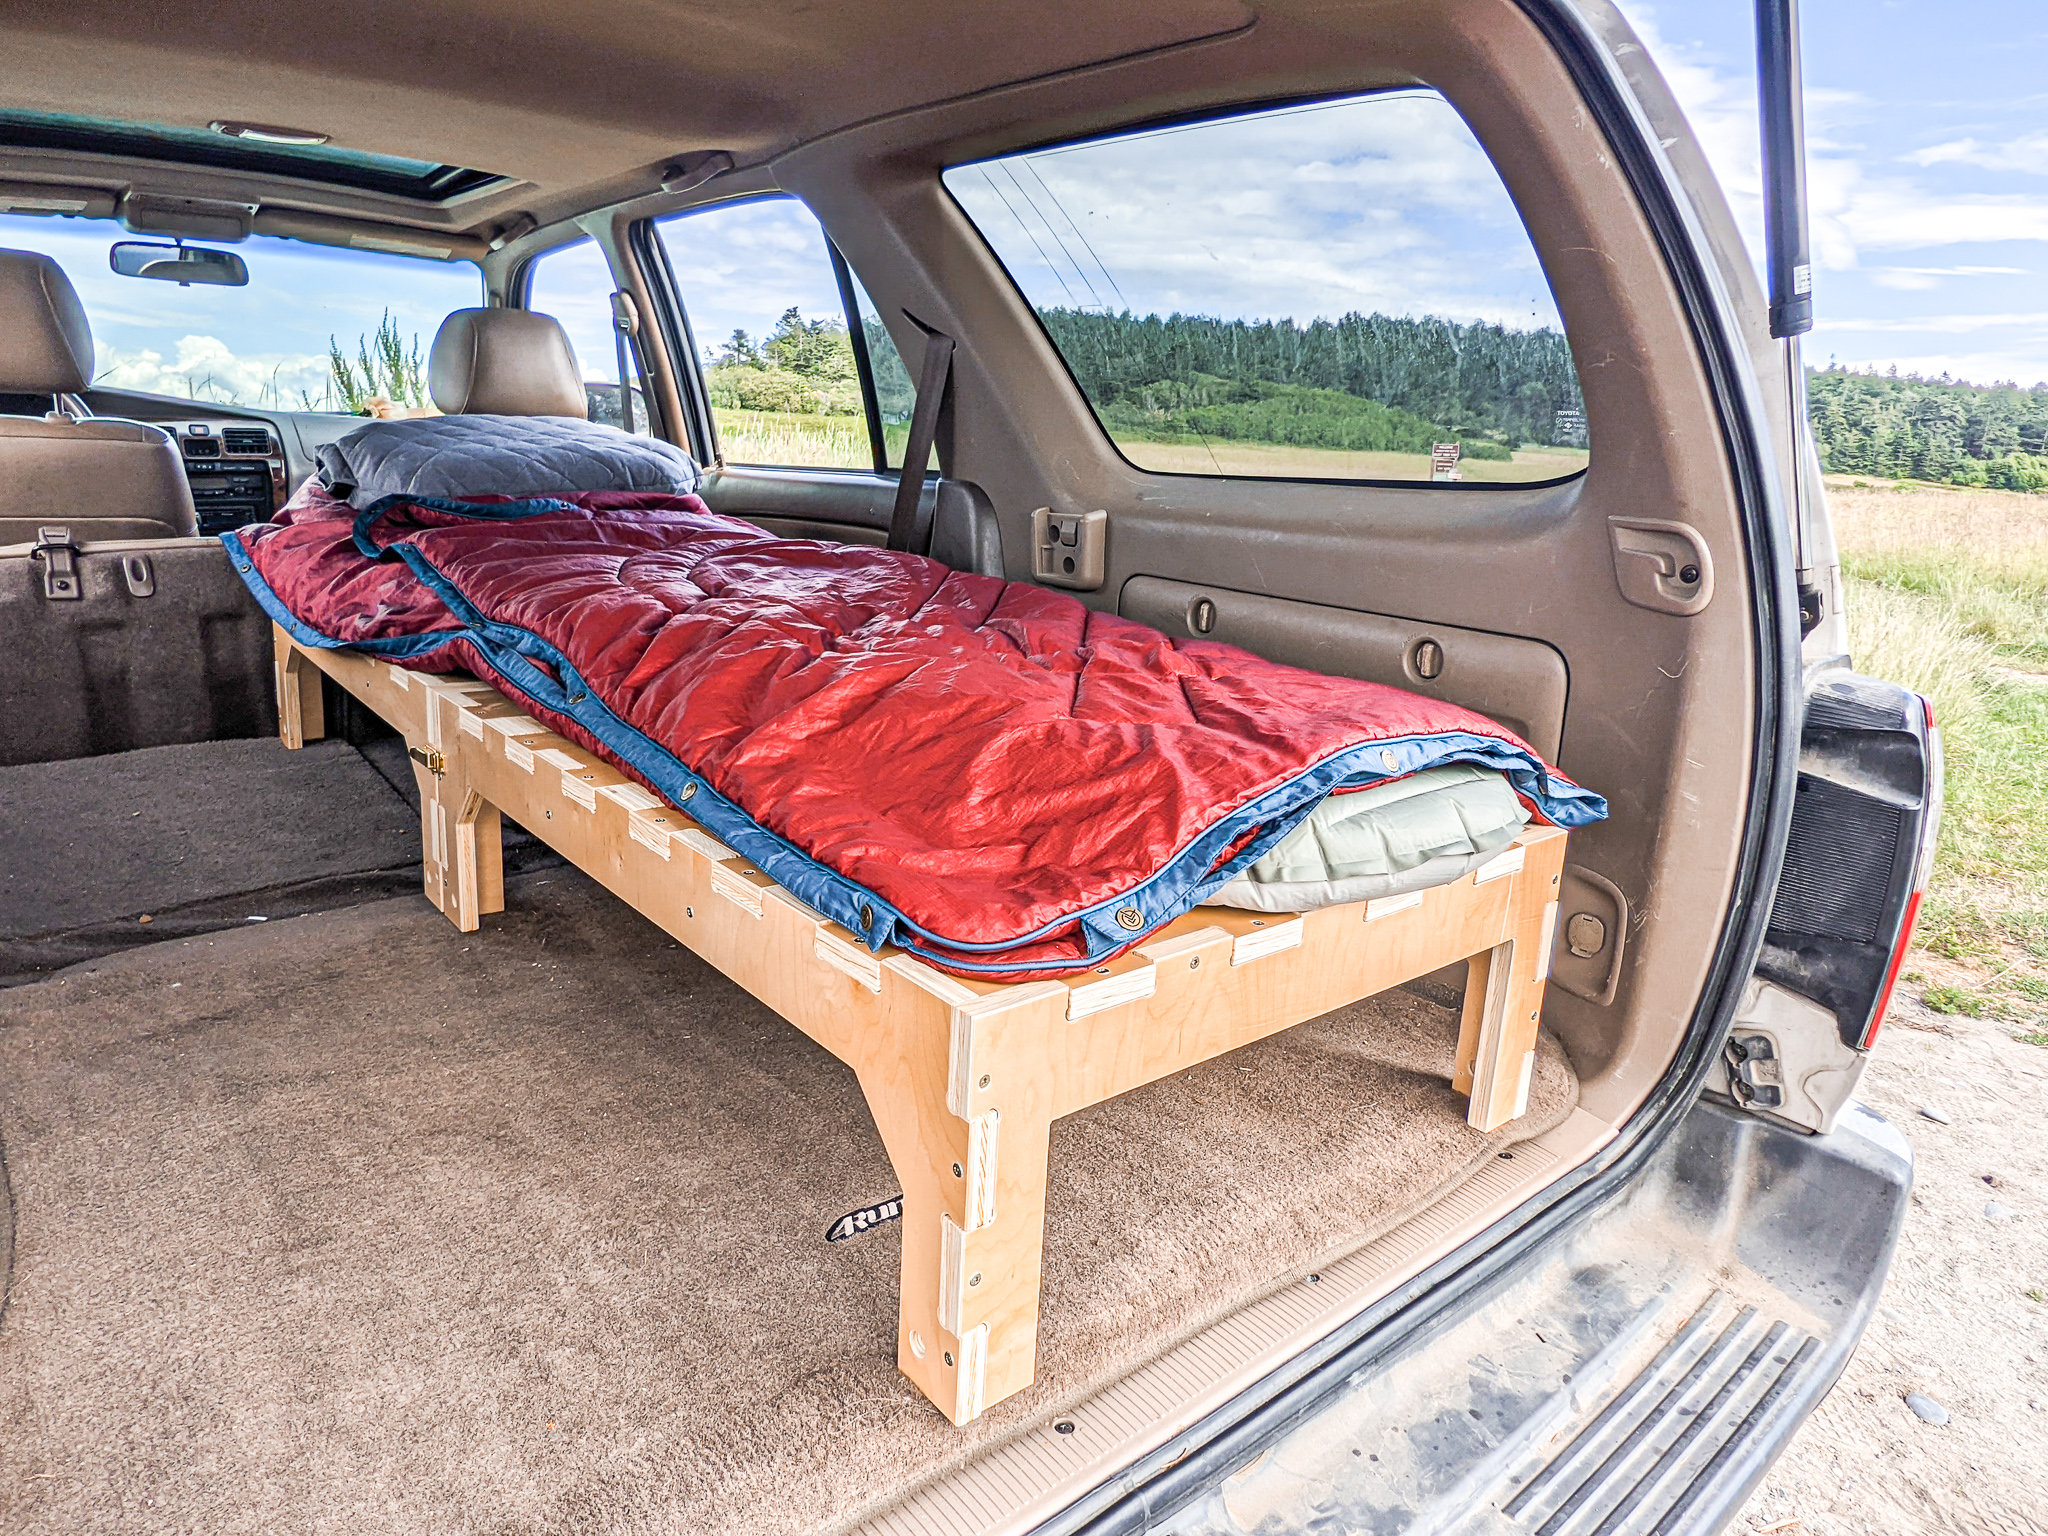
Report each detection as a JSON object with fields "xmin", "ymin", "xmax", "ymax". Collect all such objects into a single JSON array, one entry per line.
[{"xmin": 1756, "ymin": 0, "xmax": 1824, "ymax": 634}]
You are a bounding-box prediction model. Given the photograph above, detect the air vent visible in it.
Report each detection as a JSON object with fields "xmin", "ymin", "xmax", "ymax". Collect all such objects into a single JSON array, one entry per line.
[
  {"xmin": 222, "ymin": 427, "xmax": 273, "ymax": 456},
  {"xmin": 181, "ymin": 436, "xmax": 221, "ymax": 458}
]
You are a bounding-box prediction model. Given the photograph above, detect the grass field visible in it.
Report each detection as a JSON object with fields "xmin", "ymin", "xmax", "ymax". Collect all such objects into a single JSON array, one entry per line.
[
  {"xmin": 712, "ymin": 407, "xmax": 1590, "ymax": 484},
  {"xmin": 1824, "ymin": 478, "xmax": 2048, "ymax": 1034},
  {"xmin": 1116, "ymin": 439, "xmax": 1588, "ymax": 482}
]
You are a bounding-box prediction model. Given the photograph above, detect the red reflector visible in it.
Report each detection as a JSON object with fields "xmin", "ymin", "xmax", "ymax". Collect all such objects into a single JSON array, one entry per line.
[{"xmin": 1861, "ymin": 887, "xmax": 1925, "ymax": 1050}]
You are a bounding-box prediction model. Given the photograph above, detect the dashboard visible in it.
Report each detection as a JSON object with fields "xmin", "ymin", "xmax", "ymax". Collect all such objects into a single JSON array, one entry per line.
[
  {"xmin": 163, "ymin": 419, "xmax": 290, "ymax": 535},
  {"xmin": 73, "ymin": 388, "xmax": 368, "ymax": 537}
]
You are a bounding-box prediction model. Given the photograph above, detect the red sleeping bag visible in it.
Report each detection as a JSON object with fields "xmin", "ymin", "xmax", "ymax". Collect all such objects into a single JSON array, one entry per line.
[{"xmin": 225, "ymin": 486, "xmax": 1605, "ymax": 978}]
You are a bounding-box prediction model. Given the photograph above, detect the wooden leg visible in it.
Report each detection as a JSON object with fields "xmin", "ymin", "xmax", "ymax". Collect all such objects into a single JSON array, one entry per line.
[
  {"xmin": 413, "ymin": 688, "xmax": 503, "ymax": 933},
  {"xmin": 1462, "ymin": 900, "xmax": 1561, "ymax": 1133},
  {"xmin": 853, "ymin": 983, "xmax": 1066, "ymax": 1425},
  {"xmin": 1452, "ymin": 947, "xmax": 1491, "ymax": 1098},
  {"xmin": 883, "ymin": 1102, "xmax": 1054, "ymax": 1425},
  {"xmin": 453, "ymin": 789, "xmax": 506, "ymax": 927},
  {"xmin": 274, "ymin": 632, "xmax": 325, "ymax": 749}
]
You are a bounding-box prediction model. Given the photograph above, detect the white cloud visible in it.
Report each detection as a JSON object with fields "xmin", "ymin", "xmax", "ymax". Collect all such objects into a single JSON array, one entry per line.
[
  {"xmin": 1830, "ymin": 181, "xmax": 2048, "ymax": 252},
  {"xmin": 949, "ymin": 93, "xmax": 1565, "ymax": 331},
  {"xmin": 1868, "ymin": 264, "xmax": 2029, "ymax": 290},
  {"xmin": 94, "ymin": 335, "xmax": 333, "ymax": 409},
  {"xmin": 1816, "ymin": 311, "xmax": 2048, "ymax": 335},
  {"xmin": 1908, "ymin": 132, "xmax": 2048, "ymax": 174}
]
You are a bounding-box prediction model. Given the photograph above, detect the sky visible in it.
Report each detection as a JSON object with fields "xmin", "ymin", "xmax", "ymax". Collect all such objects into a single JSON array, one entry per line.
[
  {"xmin": 945, "ymin": 92, "xmax": 1567, "ymax": 338},
  {"xmin": 0, "ymin": 214, "xmax": 480, "ymax": 407},
  {"xmin": 1625, "ymin": 1, "xmax": 2048, "ymax": 385},
  {"xmin": 3, "ymin": 1, "xmax": 2042, "ymax": 405}
]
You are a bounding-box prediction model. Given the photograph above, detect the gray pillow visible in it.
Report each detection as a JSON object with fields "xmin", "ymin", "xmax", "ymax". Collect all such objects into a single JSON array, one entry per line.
[{"xmin": 316, "ymin": 413, "xmax": 701, "ymax": 508}]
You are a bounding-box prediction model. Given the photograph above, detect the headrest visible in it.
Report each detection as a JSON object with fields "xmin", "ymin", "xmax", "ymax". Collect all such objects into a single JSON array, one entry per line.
[
  {"xmin": 0, "ymin": 249, "xmax": 94, "ymax": 394},
  {"xmin": 428, "ymin": 308, "xmax": 588, "ymax": 418}
]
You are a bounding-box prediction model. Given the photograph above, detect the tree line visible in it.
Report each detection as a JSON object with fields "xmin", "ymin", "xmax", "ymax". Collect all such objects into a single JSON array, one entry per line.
[
  {"xmin": 1036, "ymin": 307, "xmax": 1585, "ymax": 455},
  {"xmin": 1808, "ymin": 366, "xmax": 2048, "ymax": 491}
]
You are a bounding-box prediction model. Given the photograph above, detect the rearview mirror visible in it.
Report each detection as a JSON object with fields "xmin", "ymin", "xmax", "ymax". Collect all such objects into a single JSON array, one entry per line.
[{"xmin": 109, "ymin": 241, "xmax": 248, "ymax": 287}]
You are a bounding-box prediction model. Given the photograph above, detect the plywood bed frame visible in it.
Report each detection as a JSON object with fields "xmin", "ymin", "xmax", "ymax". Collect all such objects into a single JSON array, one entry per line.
[{"xmin": 274, "ymin": 625, "xmax": 1567, "ymax": 1426}]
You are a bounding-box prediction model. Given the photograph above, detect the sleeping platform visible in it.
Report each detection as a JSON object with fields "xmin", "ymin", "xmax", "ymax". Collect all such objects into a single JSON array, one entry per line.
[{"xmin": 273, "ymin": 626, "xmax": 1570, "ymax": 1426}]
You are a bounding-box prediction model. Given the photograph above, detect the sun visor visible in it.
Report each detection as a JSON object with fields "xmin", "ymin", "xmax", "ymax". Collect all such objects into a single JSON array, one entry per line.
[{"xmin": 251, "ymin": 208, "xmax": 487, "ymax": 263}]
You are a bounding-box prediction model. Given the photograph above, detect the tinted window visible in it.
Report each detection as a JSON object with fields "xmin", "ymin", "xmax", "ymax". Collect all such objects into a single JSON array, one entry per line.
[
  {"xmin": 944, "ymin": 92, "xmax": 1589, "ymax": 484},
  {"xmin": 656, "ymin": 198, "xmax": 919, "ymax": 470},
  {"xmin": 0, "ymin": 211, "xmax": 479, "ymax": 412}
]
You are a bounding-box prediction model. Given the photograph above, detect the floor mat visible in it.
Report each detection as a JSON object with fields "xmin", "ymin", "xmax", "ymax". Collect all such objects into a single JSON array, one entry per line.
[
  {"xmin": 0, "ymin": 868, "xmax": 1577, "ymax": 1535},
  {"xmin": 0, "ymin": 738, "xmax": 421, "ymax": 980}
]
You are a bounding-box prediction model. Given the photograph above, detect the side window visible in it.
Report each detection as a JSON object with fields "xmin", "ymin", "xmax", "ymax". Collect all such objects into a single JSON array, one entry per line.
[
  {"xmin": 944, "ymin": 92, "xmax": 1589, "ymax": 485},
  {"xmin": 654, "ymin": 198, "xmax": 919, "ymax": 471},
  {"xmin": 525, "ymin": 237, "xmax": 649, "ymax": 432}
]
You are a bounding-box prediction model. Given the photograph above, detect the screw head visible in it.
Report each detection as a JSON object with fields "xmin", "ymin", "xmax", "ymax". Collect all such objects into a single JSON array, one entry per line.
[
  {"xmin": 1054, "ymin": 1420, "xmax": 1076, "ymax": 1435},
  {"xmin": 1189, "ymin": 956, "xmax": 1200, "ymax": 969},
  {"xmin": 1678, "ymin": 563, "xmax": 1702, "ymax": 585},
  {"xmin": 969, "ymin": 1272, "xmax": 982, "ymax": 1286},
  {"xmin": 943, "ymin": 1350, "xmax": 955, "ymax": 1367},
  {"xmin": 951, "ymin": 1162, "xmax": 964, "ymax": 1178},
  {"xmin": 978, "ymin": 1074, "xmax": 990, "ymax": 1089}
]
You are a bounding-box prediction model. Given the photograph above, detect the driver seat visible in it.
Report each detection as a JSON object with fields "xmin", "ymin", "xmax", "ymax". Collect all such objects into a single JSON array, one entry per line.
[{"xmin": 0, "ymin": 249, "xmax": 198, "ymax": 546}]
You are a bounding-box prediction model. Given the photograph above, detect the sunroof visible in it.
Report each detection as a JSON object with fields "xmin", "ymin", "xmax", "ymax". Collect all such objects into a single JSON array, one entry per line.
[{"xmin": 0, "ymin": 110, "xmax": 506, "ymax": 203}]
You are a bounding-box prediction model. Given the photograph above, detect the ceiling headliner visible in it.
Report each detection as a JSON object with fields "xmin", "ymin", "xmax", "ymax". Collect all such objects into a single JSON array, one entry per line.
[{"xmin": 0, "ymin": 0, "xmax": 1253, "ymax": 234}]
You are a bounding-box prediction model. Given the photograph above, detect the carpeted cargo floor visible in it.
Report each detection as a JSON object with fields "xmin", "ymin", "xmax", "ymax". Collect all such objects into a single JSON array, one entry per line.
[
  {"xmin": 0, "ymin": 868, "xmax": 1576, "ymax": 1535},
  {"xmin": 0, "ymin": 738, "xmax": 421, "ymax": 982}
]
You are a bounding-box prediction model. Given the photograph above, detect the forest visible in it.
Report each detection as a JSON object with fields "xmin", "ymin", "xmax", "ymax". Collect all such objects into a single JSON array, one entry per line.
[
  {"xmin": 1808, "ymin": 366, "xmax": 2048, "ymax": 491},
  {"xmin": 1034, "ymin": 308, "xmax": 1583, "ymax": 457},
  {"xmin": 703, "ymin": 304, "xmax": 1587, "ymax": 461},
  {"xmin": 695, "ymin": 306, "xmax": 2048, "ymax": 494}
]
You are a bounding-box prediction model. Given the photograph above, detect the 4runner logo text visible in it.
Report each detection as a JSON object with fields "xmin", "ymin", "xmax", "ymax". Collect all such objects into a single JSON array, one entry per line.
[{"xmin": 825, "ymin": 1195, "xmax": 904, "ymax": 1243}]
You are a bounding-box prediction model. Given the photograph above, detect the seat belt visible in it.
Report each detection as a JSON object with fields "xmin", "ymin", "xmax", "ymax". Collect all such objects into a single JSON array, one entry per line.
[
  {"xmin": 610, "ymin": 291, "xmax": 639, "ymax": 435},
  {"xmin": 886, "ymin": 329, "xmax": 954, "ymax": 554}
]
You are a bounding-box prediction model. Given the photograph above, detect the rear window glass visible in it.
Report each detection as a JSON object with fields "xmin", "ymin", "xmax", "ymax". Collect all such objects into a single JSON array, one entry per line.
[{"xmin": 943, "ymin": 92, "xmax": 1590, "ymax": 484}]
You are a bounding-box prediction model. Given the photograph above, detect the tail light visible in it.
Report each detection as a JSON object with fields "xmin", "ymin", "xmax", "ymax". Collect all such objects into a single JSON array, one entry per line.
[{"xmin": 1755, "ymin": 674, "xmax": 1943, "ymax": 1051}]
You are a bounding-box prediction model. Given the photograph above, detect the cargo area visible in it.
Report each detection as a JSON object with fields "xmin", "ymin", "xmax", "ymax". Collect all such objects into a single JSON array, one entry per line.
[{"xmin": 0, "ymin": 739, "xmax": 1579, "ymax": 1534}]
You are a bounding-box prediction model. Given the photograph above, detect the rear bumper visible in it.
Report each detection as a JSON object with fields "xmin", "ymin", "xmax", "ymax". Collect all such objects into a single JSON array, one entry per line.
[{"xmin": 1077, "ymin": 1097, "xmax": 1912, "ymax": 1535}]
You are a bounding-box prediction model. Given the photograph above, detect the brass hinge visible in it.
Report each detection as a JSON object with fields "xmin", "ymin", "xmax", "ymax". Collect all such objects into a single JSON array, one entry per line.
[{"xmin": 407, "ymin": 745, "xmax": 446, "ymax": 777}]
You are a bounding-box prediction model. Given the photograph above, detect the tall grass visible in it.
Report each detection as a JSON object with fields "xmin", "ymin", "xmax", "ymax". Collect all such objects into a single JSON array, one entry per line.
[
  {"xmin": 713, "ymin": 409, "xmax": 872, "ymax": 470},
  {"xmin": 1828, "ymin": 482, "xmax": 2048, "ymax": 1022}
]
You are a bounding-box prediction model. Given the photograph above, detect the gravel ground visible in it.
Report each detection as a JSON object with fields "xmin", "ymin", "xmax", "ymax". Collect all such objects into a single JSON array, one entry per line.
[{"xmin": 1735, "ymin": 990, "xmax": 2048, "ymax": 1536}]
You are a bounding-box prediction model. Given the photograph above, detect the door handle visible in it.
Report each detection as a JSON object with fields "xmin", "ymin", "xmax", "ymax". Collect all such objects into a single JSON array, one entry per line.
[{"xmin": 1607, "ymin": 516, "xmax": 1714, "ymax": 615}]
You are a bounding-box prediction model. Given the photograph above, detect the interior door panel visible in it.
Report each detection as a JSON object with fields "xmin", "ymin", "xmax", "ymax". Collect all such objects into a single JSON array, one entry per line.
[
  {"xmin": 1118, "ymin": 576, "xmax": 1570, "ymax": 762},
  {"xmin": 697, "ymin": 466, "xmax": 1004, "ymax": 575}
]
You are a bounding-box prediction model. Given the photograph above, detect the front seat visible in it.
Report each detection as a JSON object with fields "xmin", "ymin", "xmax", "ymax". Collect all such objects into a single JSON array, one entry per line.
[
  {"xmin": 427, "ymin": 308, "xmax": 588, "ymax": 417},
  {"xmin": 0, "ymin": 248, "xmax": 199, "ymax": 546}
]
